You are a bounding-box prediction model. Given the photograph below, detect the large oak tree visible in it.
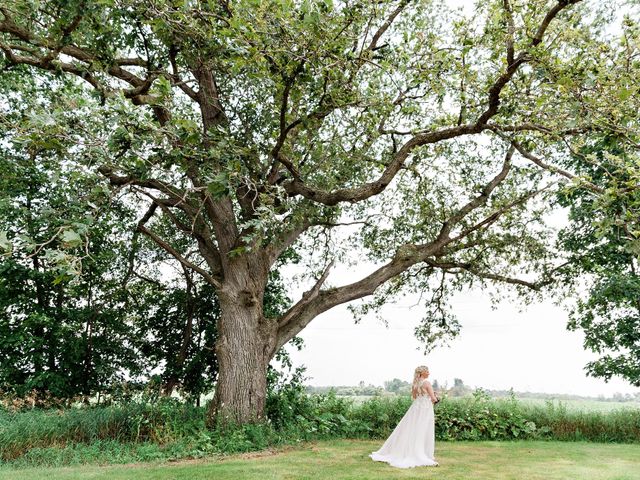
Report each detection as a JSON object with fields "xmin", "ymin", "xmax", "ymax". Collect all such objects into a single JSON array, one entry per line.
[{"xmin": 2, "ymin": 0, "xmax": 639, "ymax": 422}]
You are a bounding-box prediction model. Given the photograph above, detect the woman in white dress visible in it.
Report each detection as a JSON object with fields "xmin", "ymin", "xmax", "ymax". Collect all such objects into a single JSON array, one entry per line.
[{"xmin": 369, "ymin": 365, "xmax": 439, "ymax": 468}]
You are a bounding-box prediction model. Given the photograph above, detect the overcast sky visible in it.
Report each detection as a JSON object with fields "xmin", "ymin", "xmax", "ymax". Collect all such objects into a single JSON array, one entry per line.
[
  {"xmin": 287, "ymin": 284, "xmax": 639, "ymax": 396},
  {"xmin": 283, "ymin": 0, "xmax": 640, "ymax": 398}
]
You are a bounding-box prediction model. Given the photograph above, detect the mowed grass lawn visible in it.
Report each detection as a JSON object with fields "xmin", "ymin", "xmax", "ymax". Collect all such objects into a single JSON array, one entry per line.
[{"xmin": 1, "ymin": 439, "xmax": 639, "ymax": 480}]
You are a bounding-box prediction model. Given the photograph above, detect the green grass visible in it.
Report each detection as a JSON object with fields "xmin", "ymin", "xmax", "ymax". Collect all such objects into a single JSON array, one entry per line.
[
  {"xmin": 339, "ymin": 395, "xmax": 640, "ymax": 413},
  {"xmin": 514, "ymin": 398, "xmax": 640, "ymax": 413},
  {"xmin": 0, "ymin": 439, "xmax": 638, "ymax": 480},
  {"xmin": 345, "ymin": 394, "xmax": 640, "ymax": 412}
]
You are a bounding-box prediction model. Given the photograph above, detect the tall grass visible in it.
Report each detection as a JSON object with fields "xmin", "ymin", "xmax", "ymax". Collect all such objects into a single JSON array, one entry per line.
[
  {"xmin": 528, "ymin": 400, "xmax": 640, "ymax": 442},
  {"xmin": 0, "ymin": 399, "xmax": 204, "ymax": 461},
  {"xmin": 1, "ymin": 392, "xmax": 639, "ymax": 468}
]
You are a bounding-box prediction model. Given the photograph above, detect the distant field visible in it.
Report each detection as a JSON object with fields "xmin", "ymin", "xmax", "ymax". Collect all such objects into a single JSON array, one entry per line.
[
  {"xmin": 511, "ymin": 397, "xmax": 640, "ymax": 412},
  {"xmin": 340, "ymin": 394, "xmax": 640, "ymax": 412},
  {"xmin": 1, "ymin": 439, "xmax": 639, "ymax": 480},
  {"xmin": 341, "ymin": 395, "xmax": 380, "ymax": 404}
]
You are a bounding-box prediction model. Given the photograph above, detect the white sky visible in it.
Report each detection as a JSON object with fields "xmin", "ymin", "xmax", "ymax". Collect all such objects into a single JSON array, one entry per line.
[
  {"xmin": 279, "ymin": 202, "xmax": 634, "ymax": 400},
  {"xmin": 283, "ymin": 0, "xmax": 640, "ymax": 398},
  {"xmin": 282, "ymin": 201, "xmax": 638, "ymax": 398},
  {"xmin": 286, "ymin": 269, "xmax": 639, "ymax": 397}
]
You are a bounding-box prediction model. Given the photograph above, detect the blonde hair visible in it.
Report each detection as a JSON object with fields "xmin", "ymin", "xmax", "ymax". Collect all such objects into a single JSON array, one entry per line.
[{"xmin": 411, "ymin": 365, "xmax": 429, "ymax": 399}]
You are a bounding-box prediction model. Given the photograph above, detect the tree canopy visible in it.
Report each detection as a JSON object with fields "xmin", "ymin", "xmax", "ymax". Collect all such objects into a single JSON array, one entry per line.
[
  {"xmin": 1, "ymin": 0, "xmax": 639, "ymax": 421},
  {"xmin": 559, "ymin": 134, "xmax": 640, "ymax": 386}
]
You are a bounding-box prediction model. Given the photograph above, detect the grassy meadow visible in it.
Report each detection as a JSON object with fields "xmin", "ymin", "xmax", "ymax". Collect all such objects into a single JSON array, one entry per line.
[
  {"xmin": 1, "ymin": 439, "xmax": 639, "ymax": 480},
  {"xmin": 513, "ymin": 398, "xmax": 640, "ymax": 413},
  {"xmin": 345, "ymin": 394, "xmax": 640, "ymax": 412}
]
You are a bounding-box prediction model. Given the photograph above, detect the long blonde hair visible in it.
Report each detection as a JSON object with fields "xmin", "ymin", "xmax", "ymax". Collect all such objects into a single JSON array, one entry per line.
[{"xmin": 411, "ymin": 365, "xmax": 429, "ymax": 399}]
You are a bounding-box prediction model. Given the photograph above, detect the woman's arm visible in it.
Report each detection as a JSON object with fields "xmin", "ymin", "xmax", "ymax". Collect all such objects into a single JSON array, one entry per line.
[{"xmin": 425, "ymin": 381, "xmax": 438, "ymax": 403}]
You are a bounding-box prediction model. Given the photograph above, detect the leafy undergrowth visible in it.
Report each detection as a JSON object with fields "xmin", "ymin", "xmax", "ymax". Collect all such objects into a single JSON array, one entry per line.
[{"xmin": 1, "ymin": 391, "xmax": 639, "ymax": 468}]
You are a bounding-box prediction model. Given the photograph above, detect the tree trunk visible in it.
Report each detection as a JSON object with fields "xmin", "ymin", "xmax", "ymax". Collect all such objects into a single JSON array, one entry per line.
[{"xmin": 207, "ymin": 264, "xmax": 277, "ymax": 425}]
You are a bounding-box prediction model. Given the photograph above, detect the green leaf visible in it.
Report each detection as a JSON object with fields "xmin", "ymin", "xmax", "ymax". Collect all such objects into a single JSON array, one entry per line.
[
  {"xmin": 60, "ymin": 229, "xmax": 82, "ymax": 248},
  {"xmin": 0, "ymin": 231, "xmax": 12, "ymax": 253}
]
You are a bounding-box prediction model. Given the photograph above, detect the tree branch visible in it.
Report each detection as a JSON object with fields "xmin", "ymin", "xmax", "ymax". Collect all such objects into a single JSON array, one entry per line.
[
  {"xmin": 280, "ymin": 0, "xmax": 583, "ymax": 207},
  {"xmin": 265, "ymin": 218, "xmax": 312, "ymax": 266},
  {"xmin": 488, "ymin": 122, "xmax": 593, "ymax": 136},
  {"xmin": 274, "ymin": 240, "xmax": 442, "ymax": 351},
  {"xmin": 277, "ymin": 259, "xmax": 334, "ymax": 328},
  {"xmin": 98, "ymin": 166, "xmax": 193, "ymax": 203},
  {"xmin": 503, "ymin": 0, "xmax": 515, "ymax": 65},
  {"xmin": 282, "ymin": 122, "xmax": 483, "ymax": 205},
  {"xmin": 508, "ymin": 139, "xmax": 603, "ymax": 193},
  {"xmin": 132, "ymin": 187, "xmax": 223, "ymax": 276},
  {"xmin": 435, "ymin": 146, "xmax": 514, "ymax": 243},
  {"xmin": 0, "ymin": 8, "xmax": 174, "ymax": 122},
  {"xmin": 448, "ymin": 183, "xmax": 555, "ymax": 244},
  {"xmin": 367, "ymin": 0, "xmax": 412, "ymax": 52},
  {"xmin": 136, "ymin": 205, "xmax": 222, "ymax": 288},
  {"xmin": 424, "ymin": 258, "xmax": 546, "ymax": 290},
  {"xmin": 532, "ymin": 1, "xmax": 582, "ymax": 47},
  {"xmin": 477, "ymin": 0, "xmax": 583, "ymax": 125},
  {"xmin": 275, "ymin": 143, "xmax": 545, "ymax": 349}
]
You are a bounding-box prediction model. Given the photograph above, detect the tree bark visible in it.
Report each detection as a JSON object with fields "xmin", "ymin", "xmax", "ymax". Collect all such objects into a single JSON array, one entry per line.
[{"xmin": 207, "ymin": 259, "xmax": 277, "ymax": 424}]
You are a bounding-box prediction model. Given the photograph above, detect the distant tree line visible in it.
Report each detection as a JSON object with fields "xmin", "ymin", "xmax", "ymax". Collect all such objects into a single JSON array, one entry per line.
[{"xmin": 306, "ymin": 378, "xmax": 640, "ymax": 403}]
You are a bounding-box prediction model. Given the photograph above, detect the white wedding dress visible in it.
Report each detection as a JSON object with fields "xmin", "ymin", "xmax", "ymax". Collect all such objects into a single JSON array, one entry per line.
[{"xmin": 369, "ymin": 378, "xmax": 438, "ymax": 468}]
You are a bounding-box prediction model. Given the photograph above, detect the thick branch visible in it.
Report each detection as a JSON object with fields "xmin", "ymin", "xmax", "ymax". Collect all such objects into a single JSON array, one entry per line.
[
  {"xmin": 195, "ymin": 65, "xmax": 227, "ymax": 130},
  {"xmin": 489, "ymin": 122, "xmax": 593, "ymax": 136},
  {"xmin": 133, "ymin": 188, "xmax": 223, "ymax": 275},
  {"xmin": 100, "ymin": 166, "xmax": 227, "ymax": 276},
  {"xmin": 282, "ymin": 123, "xmax": 483, "ymax": 205},
  {"xmin": 276, "ymin": 144, "xmax": 541, "ymax": 348},
  {"xmin": 277, "ymin": 259, "xmax": 334, "ymax": 327},
  {"xmin": 0, "ymin": 41, "xmax": 106, "ymax": 92},
  {"xmin": 532, "ymin": 1, "xmax": 582, "ymax": 47},
  {"xmin": 98, "ymin": 166, "xmax": 191, "ymax": 203},
  {"xmin": 274, "ymin": 241, "xmax": 442, "ymax": 351},
  {"xmin": 0, "ymin": 9, "xmax": 175, "ymax": 123}
]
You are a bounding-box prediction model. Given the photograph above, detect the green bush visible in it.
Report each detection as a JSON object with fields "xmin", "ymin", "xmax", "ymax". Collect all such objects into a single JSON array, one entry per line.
[
  {"xmin": 347, "ymin": 396, "xmax": 412, "ymax": 438},
  {"xmin": 435, "ymin": 396, "xmax": 538, "ymax": 440},
  {"xmin": 1, "ymin": 391, "xmax": 639, "ymax": 468}
]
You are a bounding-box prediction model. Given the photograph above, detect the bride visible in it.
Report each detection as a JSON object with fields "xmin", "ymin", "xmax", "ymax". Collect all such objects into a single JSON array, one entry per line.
[{"xmin": 369, "ymin": 365, "xmax": 439, "ymax": 468}]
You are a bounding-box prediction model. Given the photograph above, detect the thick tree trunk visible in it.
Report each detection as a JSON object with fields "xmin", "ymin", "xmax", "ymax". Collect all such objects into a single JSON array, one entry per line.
[{"xmin": 207, "ymin": 262, "xmax": 277, "ymax": 425}]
